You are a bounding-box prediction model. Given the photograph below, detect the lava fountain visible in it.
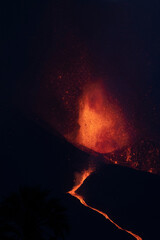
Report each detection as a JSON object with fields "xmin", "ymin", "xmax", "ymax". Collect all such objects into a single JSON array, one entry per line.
[{"xmin": 76, "ymin": 82, "xmax": 130, "ymax": 153}]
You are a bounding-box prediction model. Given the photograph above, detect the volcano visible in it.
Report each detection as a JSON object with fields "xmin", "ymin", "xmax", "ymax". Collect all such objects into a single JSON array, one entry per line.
[{"xmin": 2, "ymin": 1, "xmax": 160, "ymax": 239}]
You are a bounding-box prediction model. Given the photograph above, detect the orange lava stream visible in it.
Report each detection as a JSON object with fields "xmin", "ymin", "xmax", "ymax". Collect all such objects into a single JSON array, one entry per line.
[{"xmin": 68, "ymin": 169, "xmax": 142, "ymax": 240}]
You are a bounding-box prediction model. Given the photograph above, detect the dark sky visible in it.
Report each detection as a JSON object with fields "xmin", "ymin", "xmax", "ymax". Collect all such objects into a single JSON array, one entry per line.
[
  {"xmin": 1, "ymin": 0, "xmax": 160, "ymax": 239},
  {"xmin": 2, "ymin": 0, "xmax": 160, "ymax": 139}
]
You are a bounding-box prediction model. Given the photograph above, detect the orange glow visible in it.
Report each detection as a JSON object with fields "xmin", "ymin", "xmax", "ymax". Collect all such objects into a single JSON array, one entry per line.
[
  {"xmin": 76, "ymin": 83, "xmax": 129, "ymax": 153},
  {"xmin": 68, "ymin": 168, "xmax": 142, "ymax": 240}
]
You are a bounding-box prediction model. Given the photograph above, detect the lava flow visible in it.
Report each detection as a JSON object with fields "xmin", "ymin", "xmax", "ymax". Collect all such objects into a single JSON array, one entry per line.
[{"xmin": 68, "ymin": 168, "xmax": 142, "ymax": 240}]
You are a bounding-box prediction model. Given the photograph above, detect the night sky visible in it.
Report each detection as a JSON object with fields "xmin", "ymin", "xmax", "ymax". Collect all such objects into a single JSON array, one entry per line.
[{"xmin": 1, "ymin": 0, "xmax": 160, "ymax": 239}]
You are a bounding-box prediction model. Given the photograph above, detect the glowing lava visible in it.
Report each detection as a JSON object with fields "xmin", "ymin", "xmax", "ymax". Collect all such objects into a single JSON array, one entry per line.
[
  {"xmin": 76, "ymin": 83, "xmax": 130, "ymax": 153},
  {"xmin": 68, "ymin": 82, "xmax": 142, "ymax": 239},
  {"xmin": 68, "ymin": 168, "xmax": 142, "ymax": 240}
]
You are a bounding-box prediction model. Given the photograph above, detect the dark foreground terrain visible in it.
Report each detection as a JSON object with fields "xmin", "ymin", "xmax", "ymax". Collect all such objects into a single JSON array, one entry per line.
[{"xmin": 1, "ymin": 110, "xmax": 160, "ymax": 240}]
